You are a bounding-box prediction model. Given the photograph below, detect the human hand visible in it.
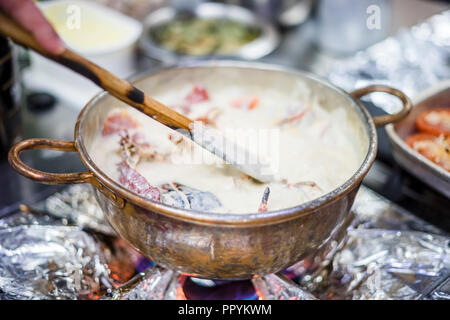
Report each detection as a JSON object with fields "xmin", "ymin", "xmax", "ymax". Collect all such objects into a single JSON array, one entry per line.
[{"xmin": 0, "ymin": 0, "xmax": 65, "ymax": 54}]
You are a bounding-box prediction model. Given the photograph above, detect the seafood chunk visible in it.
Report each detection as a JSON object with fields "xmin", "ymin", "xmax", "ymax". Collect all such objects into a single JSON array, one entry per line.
[
  {"xmin": 117, "ymin": 161, "xmax": 161, "ymax": 202},
  {"xmin": 119, "ymin": 132, "xmax": 166, "ymax": 169},
  {"xmin": 258, "ymin": 187, "xmax": 270, "ymax": 212},
  {"xmin": 277, "ymin": 109, "xmax": 308, "ymax": 126},
  {"xmin": 185, "ymin": 85, "xmax": 209, "ymax": 104},
  {"xmin": 159, "ymin": 183, "xmax": 222, "ymax": 211},
  {"xmin": 194, "ymin": 107, "xmax": 221, "ymax": 127},
  {"xmin": 231, "ymin": 96, "xmax": 259, "ymax": 110},
  {"xmin": 102, "ymin": 111, "xmax": 139, "ymax": 136}
]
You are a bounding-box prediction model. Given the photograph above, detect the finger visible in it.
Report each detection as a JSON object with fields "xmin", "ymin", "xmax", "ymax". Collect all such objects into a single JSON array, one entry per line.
[
  {"xmin": 32, "ymin": 23, "xmax": 66, "ymax": 55},
  {"xmin": 0, "ymin": 0, "xmax": 65, "ymax": 54}
]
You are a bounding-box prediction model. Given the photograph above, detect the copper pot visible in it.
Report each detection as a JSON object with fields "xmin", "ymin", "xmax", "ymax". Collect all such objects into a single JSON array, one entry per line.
[{"xmin": 8, "ymin": 62, "xmax": 411, "ymax": 280}]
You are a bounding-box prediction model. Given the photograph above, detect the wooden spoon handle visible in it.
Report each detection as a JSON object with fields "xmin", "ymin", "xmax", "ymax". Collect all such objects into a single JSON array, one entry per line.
[{"xmin": 0, "ymin": 11, "xmax": 192, "ymax": 130}]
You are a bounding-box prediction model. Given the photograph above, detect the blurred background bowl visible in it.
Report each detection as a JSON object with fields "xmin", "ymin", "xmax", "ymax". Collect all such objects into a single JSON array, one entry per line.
[
  {"xmin": 220, "ymin": 0, "xmax": 315, "ymax": 28},
  {"xmin": 25, "ymin": 0, "xmax": 143, "ymax": 108},
  {"xmin": 138, "ymin": 2, "xmax": 280, "ymax": 65}
]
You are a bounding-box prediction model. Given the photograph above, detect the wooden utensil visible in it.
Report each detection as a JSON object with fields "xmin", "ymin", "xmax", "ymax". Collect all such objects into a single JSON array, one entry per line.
[
  {"xmin": 0, "ymin": 11, "xmax": 191, "ymax": 130},
  {"xmin": 0, "ymin": 11, "xmax": 275, "ymax": 182}
]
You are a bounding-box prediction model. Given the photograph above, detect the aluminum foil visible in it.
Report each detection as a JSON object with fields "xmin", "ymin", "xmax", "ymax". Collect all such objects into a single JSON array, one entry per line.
[
  {"xmin": 0, "ymin": 183, "xmax": 449, "ymax": 300},
  {"xmin": 103, "ymin": 266, "xmax": 184, "ymax": 300},
  {"xmin": 0, "ymin": 225, "xmax": 111, "ymax": 300},
  {"xmin": 277, "ymin": 188, "xmax": 450, "ymax": 300},
  {"xmin": 328, "ymin": 10, "xmax": 450, "ymax": 113},
  {"xmin": 101, "ymin": 186, "xmax": 450, "ymax": 300},
  {"xmin": 252, "ymin": 274, "xmax": 317, "ymax": 300},
  {"xmin": 335, "ymin": 229, "xmax": 449, "ymax": 300},
  {"xmin": 292, "ymin": 228, "xmax": 450, "ymax": 300},
  {"xmin": 45, "ymin": 185, "xmax": 115, "ymax": 236},
  {"xmin": 0, "ymin": 196, "xmax": 139, "ymax": 300},
  {"xmin": 351, "ymin": 187, "xmax": 444, "ymax": 235}
]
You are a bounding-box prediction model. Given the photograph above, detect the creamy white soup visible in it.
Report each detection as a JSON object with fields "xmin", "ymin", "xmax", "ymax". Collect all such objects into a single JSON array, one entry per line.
[{"xmin": 89, "ymin": 83, "xmax": 364, "ymax": 214}]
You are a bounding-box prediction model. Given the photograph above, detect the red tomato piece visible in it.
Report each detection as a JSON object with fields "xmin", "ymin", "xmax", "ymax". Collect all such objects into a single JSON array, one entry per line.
[
  {"xmin": 406, "ymin": 133, "xmax": 450, "ymax": 172},
  {"xmin": 416, "ymin": 108, "xmax": 450, "ymax": 136},
  {"xmin": 102, "ymin": 112, "xmax": 139, "ymax": 136}
]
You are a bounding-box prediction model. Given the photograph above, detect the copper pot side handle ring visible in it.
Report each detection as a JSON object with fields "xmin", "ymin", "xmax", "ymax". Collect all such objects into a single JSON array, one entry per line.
[
  {"xmin": 350, "ymin": 85, "xmax": 412, "ymax": 127},
  {"xmin": 8, "ymin": 138, "xmax": 93, "ymax": 185}
]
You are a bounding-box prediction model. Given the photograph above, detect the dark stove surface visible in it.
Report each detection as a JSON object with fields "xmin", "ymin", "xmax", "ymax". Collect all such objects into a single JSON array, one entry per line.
[{"xmin": 0, "ymin": 150, "xmax": 84, "ymax": 218}]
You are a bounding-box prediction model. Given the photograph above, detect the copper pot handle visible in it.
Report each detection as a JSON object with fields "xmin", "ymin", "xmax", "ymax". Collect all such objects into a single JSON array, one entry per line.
[
  {"xmin": 8, "ymin": 138, "xmax": 93, "ymax": 185},
  {"xmin": 350, "ymin": 85, "xmax": 412, "ymax": 127}
]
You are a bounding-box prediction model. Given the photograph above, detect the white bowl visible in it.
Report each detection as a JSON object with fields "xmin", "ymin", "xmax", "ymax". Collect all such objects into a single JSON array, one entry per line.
[{"xmin": 26, "ymin": 0, "xmax": 143, "ymax": 109}]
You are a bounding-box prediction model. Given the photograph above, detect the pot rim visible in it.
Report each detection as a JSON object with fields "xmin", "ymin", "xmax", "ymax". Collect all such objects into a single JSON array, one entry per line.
[{"xmin": 74, "ymin": 60, "xmax": 378, "ymax": 226}]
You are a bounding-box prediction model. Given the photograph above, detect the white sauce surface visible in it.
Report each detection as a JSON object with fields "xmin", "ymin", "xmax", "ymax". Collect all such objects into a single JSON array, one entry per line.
[{"xmin": 89, "ymin": 83, "xmax": 364, "ymax": 214}]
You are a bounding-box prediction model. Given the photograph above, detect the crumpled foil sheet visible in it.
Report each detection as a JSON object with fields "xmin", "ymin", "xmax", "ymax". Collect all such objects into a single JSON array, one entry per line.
[
  {"xmin": 0, "ymin": 225, "xmax": 110, "ymax": 299},
  {"xmin": 334, "ymin": 229, "xmax": 449, "ymax": 300},
  {"xmin": 252, "ymin": 274, "xmax": 317, "ymax": 300},
  {"xmin": 103, "ymin": 266, "xmax": 185, "ymax": 300},
  {"xmin": 45, "ymin": 185, "xmax": 115, "ymax": 236},
  {"xmin": 0, "ymin": 187, "xmax": 141, "ymax": 300},
  {"xmin": 0, "ymin": 183, "xmax": 449, "ymax": 300},
  {"xmin": 278, "ymin": 188, "xmax": 450, "ymax": 300},
  {"xmin": 291, "ymin": 228, "xmax": 450, "ymax": 300},
  {"xmin": 328, "ymin": 10, "xmax": 450, "ymax": 113}
]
